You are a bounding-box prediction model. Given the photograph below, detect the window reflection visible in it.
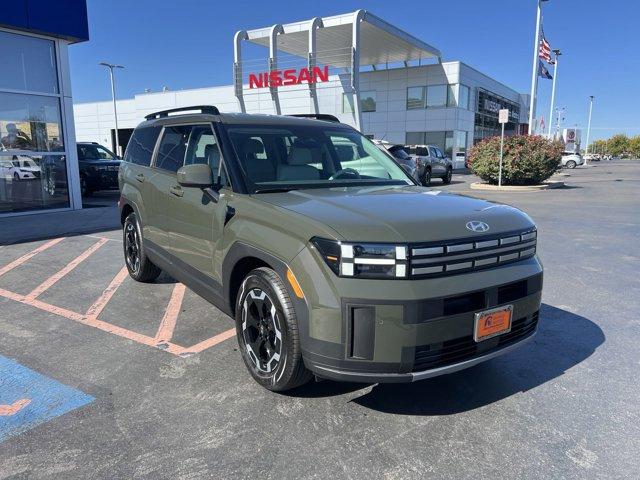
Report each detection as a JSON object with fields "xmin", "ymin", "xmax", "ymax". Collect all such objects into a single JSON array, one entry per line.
[{"xmin": 0, "ymin": 31, "xmax": 59, "ymax": 94}]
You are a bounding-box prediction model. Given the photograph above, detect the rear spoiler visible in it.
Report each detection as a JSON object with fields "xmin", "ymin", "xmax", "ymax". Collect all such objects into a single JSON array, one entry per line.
[
  {"xmin": 287, "ymin": 114, "xmax": 341, "ymax": 123},
  {"xmin": 145, "ymin": 105, "xmax": 220, "ymax": 120}
]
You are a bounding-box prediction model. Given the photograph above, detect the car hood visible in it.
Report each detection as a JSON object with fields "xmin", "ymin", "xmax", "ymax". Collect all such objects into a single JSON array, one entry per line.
[{"xmin": 255, "ymin": 185, "xmax": 535, "ymax": 243}]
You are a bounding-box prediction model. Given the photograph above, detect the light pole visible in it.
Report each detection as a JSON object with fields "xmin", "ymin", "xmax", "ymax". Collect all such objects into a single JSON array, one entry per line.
[
  {"xmin": 584, "ymin": 95, "xmax": 594, "ymax": 165},
  {"xmin": 547, "ymin": 49, "xmax": 561, "ymax": 139},
  {"xmin": 99, "ymin": 62, "xmax": 124, "ymax": 157}
]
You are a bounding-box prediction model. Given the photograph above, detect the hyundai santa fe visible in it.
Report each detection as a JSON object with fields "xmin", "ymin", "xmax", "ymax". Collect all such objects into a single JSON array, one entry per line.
[{"xmin": 118, "ymin": 106, "xmax": 542, "ymax": 391}]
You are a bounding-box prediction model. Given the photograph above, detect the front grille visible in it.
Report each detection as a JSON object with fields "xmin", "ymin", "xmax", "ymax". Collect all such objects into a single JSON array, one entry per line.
[
  {"xmin": 409, "ymin": 228, "xmax": 537, "ymax": 278},
  {"xmin": 412, "ymin": 311, "xmax": 538, "ymax": 372}
]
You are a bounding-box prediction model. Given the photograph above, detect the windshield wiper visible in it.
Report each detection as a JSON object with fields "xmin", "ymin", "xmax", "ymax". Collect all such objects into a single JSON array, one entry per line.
[{"xmin": 253, "ymin": 187, "xmax": 299, "ymax": 194}]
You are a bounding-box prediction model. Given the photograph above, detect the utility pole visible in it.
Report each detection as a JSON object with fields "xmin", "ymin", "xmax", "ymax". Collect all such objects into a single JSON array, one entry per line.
[
  {"xmin": 584, "ymin": 95, "xmax": 594, "ymax": 165},
  {"xmin": 99, "ymin": 62, "xmax": 125, "ymax": 157},
  {"xmin": 547, "ymin": 49, "xmax": 561, "ymax": 138}
]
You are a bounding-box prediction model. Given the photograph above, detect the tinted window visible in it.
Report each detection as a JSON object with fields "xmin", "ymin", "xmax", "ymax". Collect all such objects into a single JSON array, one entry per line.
[
  {"xmin": 77, "ymin": 144, "xmax": 116, "ymax": 161},
  {"xmin": 156, "ymin": 125, "xmax": 190, "ymax": 173},
  {"xmin": 123, "ymin": 126, "xmax": 160, "ymax": 167},
  {"xmin": 429, "ymin": 147, "xmax": 438, "ymax": 158},
  {"xmin": 184, "ymin": 125, "xmax": 221, "ymax": 171}
]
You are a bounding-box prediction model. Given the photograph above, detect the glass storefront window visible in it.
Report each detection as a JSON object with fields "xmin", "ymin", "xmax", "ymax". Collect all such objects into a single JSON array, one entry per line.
[
  {"xmin": 407, "ymin": 86, "xmax": 426, "ymax": 110},
  {"xmin": 0, "ymin": 154, "xmax": 69, "ymax": 213},
  {"xmin": 361, "ymin": 91, "xmax": 376, "ymax": 112},
  {"xmin": 0, "ymin": 92, "xmax": 64, "ymax": 152},
  {"xmin": 459, "ymin": 85, "xmax": 470, "ymax": 110},
  {"xmin": 0, "ymin": 31, "xmax": 58, "ymax": 94},
  {"xmin": 406, "ymin": 132, "xmax": 425, "ymax": 145},
  {"xmin": 0, "ymin": 31, "xmax": 69, "ymax": 214},
  {"xmin": 454, "ymin": 131, "xmax": 468, "ymax": 152},
  {"xmin": 426, "ymin": 85, "xmax": 447, "ymax": 108},
  {"xmin": 446, "ymin": 85, "xmax": 456, "ymax": 107}
]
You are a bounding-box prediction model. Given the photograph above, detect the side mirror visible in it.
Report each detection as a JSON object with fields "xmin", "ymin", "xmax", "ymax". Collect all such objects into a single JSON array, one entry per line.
[{"xmin": 177, "ymin": 164, "xmax": 213, "ymax": 188}]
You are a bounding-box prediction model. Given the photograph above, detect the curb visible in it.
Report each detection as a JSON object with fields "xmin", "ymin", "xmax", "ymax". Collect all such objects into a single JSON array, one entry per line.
[{"xmin": 469, "ymin": 181, "xmax": 565, "ymax": 191}]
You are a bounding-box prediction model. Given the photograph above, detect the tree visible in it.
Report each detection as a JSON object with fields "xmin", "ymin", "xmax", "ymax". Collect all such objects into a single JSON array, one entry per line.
[
  {"xmin": 606, "ymin": 134, "xmax": 630, "ymax": 157},
  {"xmin": 628, "ymin": 136, "xmax": 640, "ymax": 159}
]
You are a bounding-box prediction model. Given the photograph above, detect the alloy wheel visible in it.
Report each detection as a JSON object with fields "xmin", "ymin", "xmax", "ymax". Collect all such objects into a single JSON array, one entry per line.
[
  {"xmin": 242, "ymin": 289, "xmax": 282, "ymax": 374},
  {"xmin": 124, "ymin": 220, "xmax": 141, "ymax": 274}
]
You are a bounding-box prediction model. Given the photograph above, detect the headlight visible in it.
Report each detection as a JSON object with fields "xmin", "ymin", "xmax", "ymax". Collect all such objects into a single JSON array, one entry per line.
[{"xmin": 310, "ymin": 237, "xmax": 407, "ymax": 279}]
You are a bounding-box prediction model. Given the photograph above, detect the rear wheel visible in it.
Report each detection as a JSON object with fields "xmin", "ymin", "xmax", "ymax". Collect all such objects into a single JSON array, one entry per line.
[
  {"xmin": 123, "ymin": 212, "xmax": 161, "ymax": 282},
  {"xmin": 235, "ymin": 267, "xmax": 312, "ymax": 392},
  {"xmin": 566, "ymin": 160, "xmax": 577, "ymax": 169},
  {"xmin": 421, "ymin": 168, "xmax": 432, "ymax": 186},
  {"xmin": 442, "ymin": 167, "xmax": 453, "ymax": 184},
  {"xmin": 13, "ymin": 172, "xmax": 20, "ymax": 182},
  {"xmin": 80, "ymin": 176, "xmax": 93, "ymax": 197}
]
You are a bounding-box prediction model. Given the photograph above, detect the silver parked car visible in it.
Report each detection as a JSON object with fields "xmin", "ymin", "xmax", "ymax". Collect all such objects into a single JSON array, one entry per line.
[
  {"xmin": 373, "ymin": 140, "xmax": 421, "ymax": 182},
  {"xmin": 406, "ymin": 144, "xmax": 453, "ymax": 185}
]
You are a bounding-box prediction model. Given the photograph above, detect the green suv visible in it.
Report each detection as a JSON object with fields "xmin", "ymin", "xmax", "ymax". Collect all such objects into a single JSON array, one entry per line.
[{"xmin": 118, "ymin": 106, "xmax": 542, "ymax": 391}]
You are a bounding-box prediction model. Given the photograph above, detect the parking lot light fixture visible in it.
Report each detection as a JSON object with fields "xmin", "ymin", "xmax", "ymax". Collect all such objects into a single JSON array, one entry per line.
[
  {"xmin": 584, "ymin": 95, "xmax": 595, "ymax": 165},
  {"xmin": 99, "ymin": 62, "xmax": 125, "ymax": 157}
]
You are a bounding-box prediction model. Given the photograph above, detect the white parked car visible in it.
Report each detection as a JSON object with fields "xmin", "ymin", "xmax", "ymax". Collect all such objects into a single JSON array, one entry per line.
[
  {"xmin": 0, "ymin": 156, "xmax": 41, "ymax": 180},
  {"xmin": 561, "ymin": 152, "xmax": 584, "ymax": 169}
]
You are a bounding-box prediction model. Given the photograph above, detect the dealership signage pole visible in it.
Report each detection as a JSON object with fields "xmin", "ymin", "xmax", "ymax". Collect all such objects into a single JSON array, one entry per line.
[
  {"xmin": 99, "ymin": 62, "xmax": 124, "ymax": 157},
  {"xmin": 547, "ymin": 49, "xmax": 561, "ymax": 139},
  {"xmin": 498, "ymin": 109, "xmax": 509, "ymax": 187},
  {"xmin": 527, "ymin": 0, "xmax": 544, "ymax": 134},
  {"xmin": 584, "ymin": 95, "xmax": 594, "ymax": 165}
]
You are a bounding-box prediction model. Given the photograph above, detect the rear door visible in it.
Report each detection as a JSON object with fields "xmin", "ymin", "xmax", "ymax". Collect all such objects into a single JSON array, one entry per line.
[
  {"xmin": 166, "ymin": 124, "xmax": 229, "ymax": 283},
  {"xmin": 145, "ymin": 125, "xmax": 190, "ymax": 253},
  {"xmin": 429, "ymin": 146, "xmax": 445, "ymax": 175}
]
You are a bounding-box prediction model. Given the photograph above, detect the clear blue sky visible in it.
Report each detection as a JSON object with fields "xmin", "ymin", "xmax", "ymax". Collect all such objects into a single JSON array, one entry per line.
[{"xmin": 69, "ymin": 0, "xmax": 639, "ymax": 141}]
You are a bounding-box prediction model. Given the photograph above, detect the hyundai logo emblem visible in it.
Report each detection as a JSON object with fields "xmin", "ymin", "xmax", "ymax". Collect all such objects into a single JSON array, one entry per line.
[{"xmin": 466, "ymin": 221, "xmax": 490, "ymax": 232}]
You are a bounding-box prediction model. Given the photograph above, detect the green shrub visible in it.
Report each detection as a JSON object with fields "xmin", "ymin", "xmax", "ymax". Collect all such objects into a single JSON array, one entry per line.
[{"xmin": 468, "ymin": 135, "xmax": 563, "ymax": 185}]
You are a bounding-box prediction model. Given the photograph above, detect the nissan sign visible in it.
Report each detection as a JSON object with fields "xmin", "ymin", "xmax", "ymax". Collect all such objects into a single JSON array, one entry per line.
[{"xmin": 248, "ymin": 66, "xmax": 329, "ymax": 89}]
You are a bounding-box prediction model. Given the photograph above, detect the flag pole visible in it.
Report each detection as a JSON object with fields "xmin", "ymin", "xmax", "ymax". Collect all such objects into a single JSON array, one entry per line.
[
  {"xmin": 527, "ymin": 0, "xmax": 543, "ymax": 134},
  {"xmin": 547, "ymin": 49, "xmax": 561, "ymax": 139}
]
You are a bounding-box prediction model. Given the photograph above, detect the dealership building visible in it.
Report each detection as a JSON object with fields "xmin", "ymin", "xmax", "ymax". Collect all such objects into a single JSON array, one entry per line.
[{"xmin": 75, "ymin": 10, "xmax": 529, "ymax": 168}]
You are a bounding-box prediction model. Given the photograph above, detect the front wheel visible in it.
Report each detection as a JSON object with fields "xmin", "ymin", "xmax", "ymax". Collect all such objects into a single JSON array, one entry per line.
[
  {"xmin": 235, "ymin": 267, "xmax": 312, "ymax": 392},
  {"xmin": 565, "ymin": 160, "xmax": 577, "ymax": 169}
]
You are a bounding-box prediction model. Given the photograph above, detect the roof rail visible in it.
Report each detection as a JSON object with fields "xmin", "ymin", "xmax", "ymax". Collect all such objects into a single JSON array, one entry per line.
[
  {"xmin": 287, "ymin": 113, "xmax": 341, "ymax": 123},
  {"xmin": 145, "ymin": 105, "xmax": 220, "ymax": 121}
]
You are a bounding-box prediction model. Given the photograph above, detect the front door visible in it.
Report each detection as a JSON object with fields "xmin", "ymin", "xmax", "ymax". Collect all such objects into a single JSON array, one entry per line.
[{"xmin": 165, "ymin": 124, "xmax": 228, "ymax": 284}]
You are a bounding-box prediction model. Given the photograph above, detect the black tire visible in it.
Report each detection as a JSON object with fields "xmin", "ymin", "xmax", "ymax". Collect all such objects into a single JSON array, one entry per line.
[
  {"xmin": 80, "ymin": 176, "xmax": 92, "ymax": 197},
  {"xmin": 566, "ymin": 160, "xmax": 577, "ymax": 169},
  {"xmin": 442, "ymin": 167, "xmax": 453, "ymax": 184},
  {"xmin": 421, "ymin": 168, "xmax": 432, "ymax": 186},
  {"xmin": 13, "ymin": 172, "xmax": 20, "ymax": 182},
  {"xmin": 123, "ymin": 212, "xmax": 161, "ymax": 282},
  {"xmin": 235, "ymin": 267, "xmax": 312, "ymax": 392}
]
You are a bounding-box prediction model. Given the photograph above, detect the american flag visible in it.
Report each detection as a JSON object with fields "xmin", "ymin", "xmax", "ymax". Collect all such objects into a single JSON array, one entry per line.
[{"xmin": 539, "ymin": 32, "xmax": 552, "ymax": 63}]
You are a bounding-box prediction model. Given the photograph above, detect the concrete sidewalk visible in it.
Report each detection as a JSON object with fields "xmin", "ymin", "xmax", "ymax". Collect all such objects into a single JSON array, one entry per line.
[{"xmin": 0, "ymin": 205, "xmax": 120, "ymax": 245}]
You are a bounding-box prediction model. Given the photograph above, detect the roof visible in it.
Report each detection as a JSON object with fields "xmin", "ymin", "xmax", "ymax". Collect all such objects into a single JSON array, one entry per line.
[{"xmin": 245, "ymin": 10, "xmax": 441, "ymax": 68}]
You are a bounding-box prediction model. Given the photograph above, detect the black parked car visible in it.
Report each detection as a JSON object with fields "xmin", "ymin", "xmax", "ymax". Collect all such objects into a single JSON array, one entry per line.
[{"xmin": 76, "ymin": 142, "xmax": 121, "ymax": 196}]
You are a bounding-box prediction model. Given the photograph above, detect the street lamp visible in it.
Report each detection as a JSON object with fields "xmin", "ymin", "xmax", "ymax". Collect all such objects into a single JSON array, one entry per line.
[
  {"xmin": 584, "ymin": 95, "xmax": 595, "ymax": 165},
  {"xmin": 99, "ymin": 62, "xmax": 124, "ymax": 157},
  {"xmin": 547, "ymin": 49, "xmax": 561, "ymax": 139}
]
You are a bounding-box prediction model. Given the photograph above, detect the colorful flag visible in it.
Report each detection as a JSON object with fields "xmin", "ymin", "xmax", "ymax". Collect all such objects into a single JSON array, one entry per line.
[
  {"xmin": 538, "ymin": 61, "xmax": 553, "ymax": 79},
  {"xmin": 539, "ymin": 30, "xmax": 552, "ymax": 63}
]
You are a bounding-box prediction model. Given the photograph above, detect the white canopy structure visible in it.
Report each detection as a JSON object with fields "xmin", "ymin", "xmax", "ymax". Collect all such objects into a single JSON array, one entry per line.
[{"xmin": 233, "ymin": 10, "xmax": 442, "ymax": 128}]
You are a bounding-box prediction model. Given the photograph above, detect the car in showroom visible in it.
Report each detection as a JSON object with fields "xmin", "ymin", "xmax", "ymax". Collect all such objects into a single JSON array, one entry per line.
[
  {"xmin": 0, "ymin": 155, "xmax": 41, "ymax": 181},
  {"xmin": 405, "ymin": 144, "xmax": 453, "ymax": 185},
  {"xmin": 561, "ymin": 152, "xmax": 584, "ymax": 169},
  {"xmin": 118, "ymin": 106, "xmax": 543, "ymax": 392}
]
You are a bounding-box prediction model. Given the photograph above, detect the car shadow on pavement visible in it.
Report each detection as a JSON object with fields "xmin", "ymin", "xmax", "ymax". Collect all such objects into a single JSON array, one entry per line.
[{"xmin": 296, "ymin": 304, "xmax": 604, "ymax": 411}]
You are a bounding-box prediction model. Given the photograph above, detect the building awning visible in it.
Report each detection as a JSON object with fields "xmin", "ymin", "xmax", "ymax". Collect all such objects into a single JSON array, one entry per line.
[{"xmin": 245, "ymin": 10, "xmax": 441, "ymax": 68}]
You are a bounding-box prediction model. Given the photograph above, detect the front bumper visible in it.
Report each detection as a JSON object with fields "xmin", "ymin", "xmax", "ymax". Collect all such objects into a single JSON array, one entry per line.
[{"xmin": 290, "ymin": 247, "xmax": 543, "ymax": 383}]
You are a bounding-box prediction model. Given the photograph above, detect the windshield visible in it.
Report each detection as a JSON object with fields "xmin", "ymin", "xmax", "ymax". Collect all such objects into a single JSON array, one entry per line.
[
  {"xmin": 78, "ymin": 144, "xmax": 116, "ymax": 161},
  {"xmin": 226, "ymin": 124, "xmax": 414, "ymax": 192}
]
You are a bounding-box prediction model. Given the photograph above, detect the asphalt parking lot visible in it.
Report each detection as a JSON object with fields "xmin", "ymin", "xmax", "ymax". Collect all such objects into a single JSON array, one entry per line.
[{"xmin": 1, "ymin": 161, "xmax": 639, "ymax": 479}]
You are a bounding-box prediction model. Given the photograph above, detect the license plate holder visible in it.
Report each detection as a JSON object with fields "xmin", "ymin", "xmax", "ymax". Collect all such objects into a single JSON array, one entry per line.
[{"xmin": 474, "ymin": 305, "xmax": 513, "ymax": 342}]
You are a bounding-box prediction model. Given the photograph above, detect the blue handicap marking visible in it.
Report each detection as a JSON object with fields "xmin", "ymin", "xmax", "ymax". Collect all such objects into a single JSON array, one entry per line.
[{"xmin": 0, "ymin": 355, "xmax": 94, "ymax": 443}]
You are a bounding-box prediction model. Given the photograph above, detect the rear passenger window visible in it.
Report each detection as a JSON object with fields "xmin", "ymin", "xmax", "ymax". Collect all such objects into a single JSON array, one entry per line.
[
  {"xmin": 156, "ymin": 125, "xmax": 190, "ymax": 173},
  {"xmin": 123, "ymin": 126, "xmax": 160, "ymax": 166}
]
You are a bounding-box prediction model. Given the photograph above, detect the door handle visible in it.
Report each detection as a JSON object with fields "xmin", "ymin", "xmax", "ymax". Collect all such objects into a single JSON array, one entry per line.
[
  {"xmin": 170, "ymin": 185, "xmax": 184, "ymax": 197},
  {"xmin": 135, "ymin": 173, "xmax": 145, "ymax": 183}
]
